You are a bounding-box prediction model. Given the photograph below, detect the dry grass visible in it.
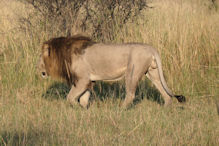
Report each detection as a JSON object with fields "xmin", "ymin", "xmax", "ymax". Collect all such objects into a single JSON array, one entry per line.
[{"xmin": 0, "ymin": 0, "xmax": 219, "ymax": 145}]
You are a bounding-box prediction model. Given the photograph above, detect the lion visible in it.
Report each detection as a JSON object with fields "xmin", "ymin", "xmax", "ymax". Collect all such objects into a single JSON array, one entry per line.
[{"xmin": 38, "ymin": 35, "xmax": 185, "ymax": 108}]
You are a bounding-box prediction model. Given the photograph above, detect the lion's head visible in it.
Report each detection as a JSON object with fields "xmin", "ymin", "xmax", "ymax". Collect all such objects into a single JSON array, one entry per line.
[{"xmin": 37, "ymin": 35, "xmax": 95, "ymax": 85}]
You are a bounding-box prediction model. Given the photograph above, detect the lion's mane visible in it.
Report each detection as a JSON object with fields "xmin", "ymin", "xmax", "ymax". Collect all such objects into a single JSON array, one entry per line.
[{"xmin": 42, "ymin": 35, "xmax": 96, "ymax": 86}]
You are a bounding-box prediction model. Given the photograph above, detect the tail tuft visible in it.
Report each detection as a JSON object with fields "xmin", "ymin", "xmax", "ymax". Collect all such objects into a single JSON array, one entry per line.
[{"xmin": 175, "ymin": 95, "xmax": 186, "ymax": 103}]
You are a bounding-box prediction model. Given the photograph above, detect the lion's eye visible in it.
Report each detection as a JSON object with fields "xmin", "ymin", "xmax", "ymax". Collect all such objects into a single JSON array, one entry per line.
[{"xmin": 42, "ymin": 72, "xmax": 46, "ymax": 76}]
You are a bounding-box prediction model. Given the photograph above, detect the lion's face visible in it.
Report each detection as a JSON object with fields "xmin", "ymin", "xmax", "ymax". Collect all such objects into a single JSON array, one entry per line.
[
  {"xmin": 37, "ymin": 55, "xmax": 48, "ymax": 78},
  {"xmin": 38, "ymin": 42, "xmax": 63, "ymax": 80},
  {"xmin": 37, "ymin": 43, "xmax": 52, "ymax": 79}
]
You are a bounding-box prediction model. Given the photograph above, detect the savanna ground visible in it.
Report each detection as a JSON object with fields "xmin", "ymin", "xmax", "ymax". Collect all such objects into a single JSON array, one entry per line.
[{"xmin": 0, "ymin": 0, "xmax": 219, "ymax": 145}]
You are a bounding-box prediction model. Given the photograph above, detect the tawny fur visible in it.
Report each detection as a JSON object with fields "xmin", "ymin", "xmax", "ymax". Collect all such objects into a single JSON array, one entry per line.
[{"xmin": 38, "ymin": 35, "xmax": 185, "ymax": 108}]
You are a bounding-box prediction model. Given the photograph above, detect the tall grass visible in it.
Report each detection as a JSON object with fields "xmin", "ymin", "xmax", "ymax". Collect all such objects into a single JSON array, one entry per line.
[
  {"xmin": 0, "ymin": 0, "xmax": 219, "ymax": 145},
  {"xmin": 117, "ymin": 0, "xmax": 218, "ymax": 97}
]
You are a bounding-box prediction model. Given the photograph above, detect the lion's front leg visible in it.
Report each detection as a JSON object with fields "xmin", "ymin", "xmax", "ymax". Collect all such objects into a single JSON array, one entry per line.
[
  {"xmin": 67, "ymin": 78, "xmax": 90, "ymax": 107},
  {"xmin": 79, "ymin": 90, "xmax": 91, "ymax": 109}
]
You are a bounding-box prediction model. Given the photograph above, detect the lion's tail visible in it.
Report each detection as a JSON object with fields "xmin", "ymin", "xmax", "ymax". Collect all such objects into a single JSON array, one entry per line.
[{"xmin": 153, "ymin": 50, "xmax": 186, "ymax": 103}]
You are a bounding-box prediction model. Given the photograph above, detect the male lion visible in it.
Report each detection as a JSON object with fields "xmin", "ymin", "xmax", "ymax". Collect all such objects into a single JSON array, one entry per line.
[{"xmin": 38, "ymin": 35, "xmax": 185, "ymax": 108}]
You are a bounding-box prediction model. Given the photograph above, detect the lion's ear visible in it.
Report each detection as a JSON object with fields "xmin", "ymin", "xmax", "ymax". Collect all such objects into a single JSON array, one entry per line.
[{"xmin": 42, "ymin": 43, "xmax": 50, "ymax": 57}]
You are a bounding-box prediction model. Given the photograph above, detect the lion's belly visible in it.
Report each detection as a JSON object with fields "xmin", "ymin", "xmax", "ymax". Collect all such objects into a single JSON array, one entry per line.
[{"xmin": 89, "ymin": 67, "xmax": 126, "ymax": 81}]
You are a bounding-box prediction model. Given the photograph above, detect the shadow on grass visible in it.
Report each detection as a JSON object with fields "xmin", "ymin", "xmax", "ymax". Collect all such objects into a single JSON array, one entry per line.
[
  {"xmin": 0, "ymin": 130, "xmax": 54, "ymax": 146},
  {"xmin": 42, "ymin": 82, "xmax": 70, "ymax": 100},
  {"xmin": 92, "ymin": 80, "xmax": 163, "ymax": 105},
  {"xmin": 42, "ymin": 79, "xmax": 164, "ymax": 105}
]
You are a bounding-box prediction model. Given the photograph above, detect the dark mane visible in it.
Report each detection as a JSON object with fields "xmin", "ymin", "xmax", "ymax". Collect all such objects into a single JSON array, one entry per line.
[{"xmin": 43, "ymin": 35, "xmax": 96, "ymax": 86}]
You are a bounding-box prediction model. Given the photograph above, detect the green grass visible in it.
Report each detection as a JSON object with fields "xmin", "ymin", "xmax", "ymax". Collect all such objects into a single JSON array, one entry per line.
[{"xmin": 0, "ymin": 0, "xmax": 219, "ymax": 145}]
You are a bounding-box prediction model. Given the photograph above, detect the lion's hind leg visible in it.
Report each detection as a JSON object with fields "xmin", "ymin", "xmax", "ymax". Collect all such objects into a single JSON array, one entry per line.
[
  {"xmin": 122, "ymin": 62, "xmax": 149, "ymax": 108},
  {"xmin": 146, "ymin": 67, "xmax": 172, "ymax": 106}
]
